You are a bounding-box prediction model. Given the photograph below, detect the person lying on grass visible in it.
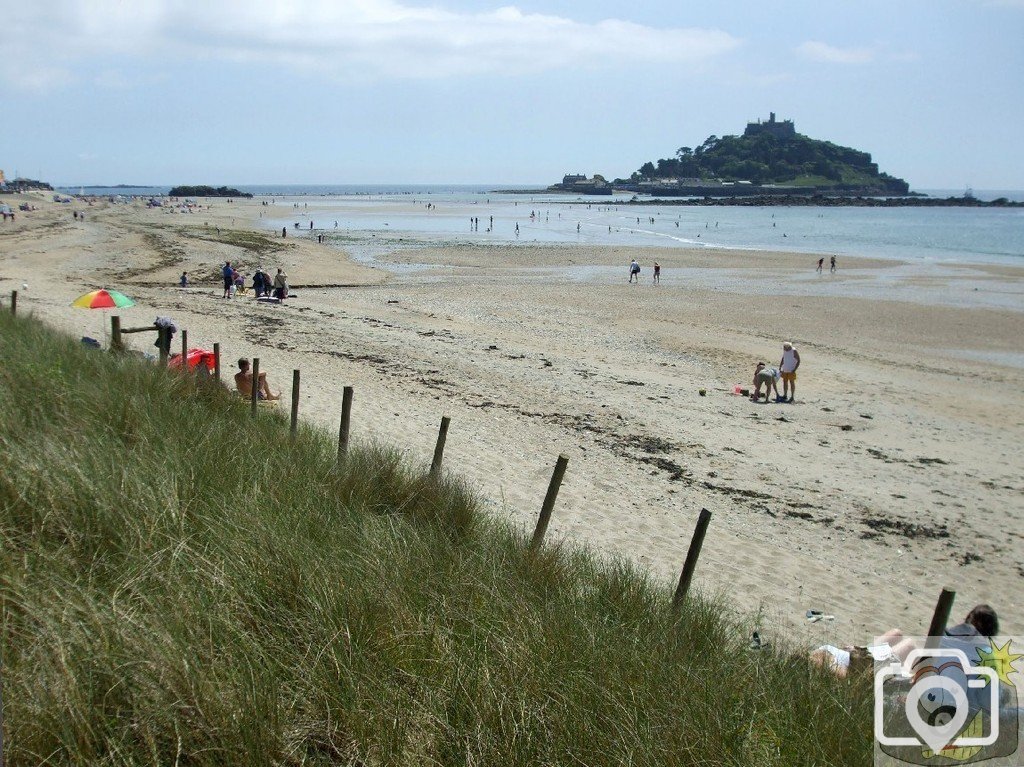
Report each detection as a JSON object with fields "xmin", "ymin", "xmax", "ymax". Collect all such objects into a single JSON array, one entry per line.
[
  {"xmin": 810, "ymin": 604, "xmax": 999, "ymax": 678},
  {"xmin": 234, "ymin": 358, "xmax": 280, "ymax": 400}
]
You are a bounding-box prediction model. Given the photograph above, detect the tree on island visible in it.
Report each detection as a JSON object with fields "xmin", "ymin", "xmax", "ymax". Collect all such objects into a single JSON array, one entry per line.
[{"xmin": 168, "ymin": 185, "xmax": 253, "ymax": 198}]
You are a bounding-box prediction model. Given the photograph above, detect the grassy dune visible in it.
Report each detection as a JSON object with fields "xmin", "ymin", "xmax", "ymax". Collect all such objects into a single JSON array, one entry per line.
[{"xmin": 0, "ymin": 311, "xmax": 871, "ymax": 765}]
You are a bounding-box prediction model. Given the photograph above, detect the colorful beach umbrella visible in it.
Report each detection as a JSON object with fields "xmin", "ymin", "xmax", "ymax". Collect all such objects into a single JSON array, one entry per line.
[{"xmin": 72, "ymin": 289, "xmax": 135, "ymax": 309}]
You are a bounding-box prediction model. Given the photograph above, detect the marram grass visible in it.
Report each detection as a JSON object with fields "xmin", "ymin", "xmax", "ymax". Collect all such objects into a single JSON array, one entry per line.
[{"xmin": 0, "ymin": 311, "xmax": 871, "ymax": 765}]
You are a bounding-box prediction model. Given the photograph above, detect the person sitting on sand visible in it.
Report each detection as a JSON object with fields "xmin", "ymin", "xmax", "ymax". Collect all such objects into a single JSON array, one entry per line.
[
  {"xmin": 750, "ymin": 362, "xmax": 781, "ymax": 402},
  {"xmin": 234, "ymin": 358, "xmax": 279, "ymax": 400}
]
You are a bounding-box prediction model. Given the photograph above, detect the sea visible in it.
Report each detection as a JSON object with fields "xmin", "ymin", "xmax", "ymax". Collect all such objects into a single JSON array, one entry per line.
[{"xmin": 57, "ymin": 184, "xmax": 1024, "ymax": 265}]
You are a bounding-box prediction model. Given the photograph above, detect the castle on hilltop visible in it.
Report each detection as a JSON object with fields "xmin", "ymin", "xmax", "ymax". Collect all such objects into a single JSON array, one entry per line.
[{"xmin": 744, "ymin": 112, "xmax": 795, "ymax": 139}]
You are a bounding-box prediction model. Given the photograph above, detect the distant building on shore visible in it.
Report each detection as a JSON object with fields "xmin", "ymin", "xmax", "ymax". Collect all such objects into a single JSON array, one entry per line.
[
  {"xmin": 548, "ymin": 173, "xmax": 612, "ymax": 195},
  {"xmin": 744, "ymin": 112, "xmax": 796, "ymax": 139}
]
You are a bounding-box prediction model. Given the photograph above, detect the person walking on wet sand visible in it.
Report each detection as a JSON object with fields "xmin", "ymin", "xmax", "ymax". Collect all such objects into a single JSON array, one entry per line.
[
  {"xmin": 629, "ymin": 259, "xmax": 641, "ymax": 283},
  {"xmin": 816, "ymin": 258, "xmax": 824, "ymax": 273},
  {"xmin": 830, "ymin": 255, "xmax": 837, "ymax": 273},
  {"xmin": 653, "ymin": 261, "xmax": 661, "ymax": 284},
  {"xmin": 779, "ymin": 341, "xmax": 801, "ymax": 403}
]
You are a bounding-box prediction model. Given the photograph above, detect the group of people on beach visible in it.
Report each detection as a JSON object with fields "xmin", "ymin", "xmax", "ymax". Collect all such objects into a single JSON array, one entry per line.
[
  {"xmin": 750, "ymin": 341, "xmax": 801, "ymax": 403},
  {"xmin": 628, "ymin": 259, "xmax": 661, "ymax": 284},
  {"xmin": 218, "ymin": 261, "xmax": 289, "ymax": 300}
]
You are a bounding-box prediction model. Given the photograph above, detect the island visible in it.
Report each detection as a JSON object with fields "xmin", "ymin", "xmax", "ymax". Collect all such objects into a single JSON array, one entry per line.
[
  {"xmin": 546, "ymin": 114, "xmax": 1022, "ymax": 206},
  {"xmin": 612, "ymin": 113, "xmax": 911, "ymax": 197},
  {"xmin": 168, "ymin": 185, "xmax": 252, "ymax": 198},
  {"xmin": 548, "ymin": 174, "xmax": 613, "ymax": 195}
]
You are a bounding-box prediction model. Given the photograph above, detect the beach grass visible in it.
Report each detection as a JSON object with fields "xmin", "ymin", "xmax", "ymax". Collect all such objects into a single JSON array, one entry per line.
[{"xmin": 0, "ymin": 311, "xmax": 872, "ymax": 765}]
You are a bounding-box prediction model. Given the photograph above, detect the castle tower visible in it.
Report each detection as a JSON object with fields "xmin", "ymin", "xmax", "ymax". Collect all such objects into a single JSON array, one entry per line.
[{"xmin": 745, "ymin": 113, "xmax": 795, "ymax": 139}]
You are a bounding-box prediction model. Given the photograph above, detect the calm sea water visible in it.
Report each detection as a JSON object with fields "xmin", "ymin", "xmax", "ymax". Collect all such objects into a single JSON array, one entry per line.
[{"xmin": 61, "ymin": 184, "xmax": 1024, "ymax": 265}]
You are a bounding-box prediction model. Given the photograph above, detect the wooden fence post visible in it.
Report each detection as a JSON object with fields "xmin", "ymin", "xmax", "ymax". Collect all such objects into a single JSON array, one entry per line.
[
  {"xmin": 0, "ymin": 651, "xmax": 4, "ymax": 765},
  {"xmin": 337, "ymin": 386, "xmax": 354, "ymax": 460},
  {"xmin": 672, "ymin": 508, "xmax": 712, "ymax": 611},
  {"xmin": 158, "ymin": 327, "xmax": 169, "ymax": 366},
  {"xmin": 111, "ymin": 315, "xmax": 122, "ymax": 351},
  {"xmin": 250, "ymin": 358, "xmax": 260, "ymax": 417},
  {"xmin": 530, "ymin": 454, "xmax": 570, "ymax": 549},
  {"xmin": 181, "ymin": 329, "xmax": 188, "ymax": 362},
  {"xmin": 925, "ymin": 587, "xmax": 956, "ymax": 649},
  {"xmin": 213, "ymin": 343, "xmax": 221, "ymax": 381},
  {"xmin": 429, "ymin": 416, "xmax": 451, "ymax": 477},
  {"xmin": 290, "ymin": 370, "xmax": 301, "ymax": 440},
  {"xmin": 10, "ymin": 290, "xmax": 17, "ymax": 316},
  {"xmin": 0, "ymin": 651, "xmax": 5, "ymax": 765}
]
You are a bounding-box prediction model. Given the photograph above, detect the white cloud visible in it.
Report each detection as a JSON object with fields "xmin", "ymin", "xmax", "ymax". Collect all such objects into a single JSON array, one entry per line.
[
  {"xmin": 796, "ymin": 41, "xmax": 875, "ymax": 65},
  {"xmin": 1, "ymin": 1, "xmax": 741, "ymax": 89}
]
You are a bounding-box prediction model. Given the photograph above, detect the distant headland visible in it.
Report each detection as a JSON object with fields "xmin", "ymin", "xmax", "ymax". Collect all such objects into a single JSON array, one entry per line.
[
  {"xmin": 167, "ymin": 185, "xmax": 252, "ymax": 198},
  {"xmin": 544, "ymin": 114, "xmax": 1024, "ymax": 205}
]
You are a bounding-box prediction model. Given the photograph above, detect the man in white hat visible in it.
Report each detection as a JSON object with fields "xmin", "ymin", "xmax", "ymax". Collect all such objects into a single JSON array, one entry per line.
[{"xmin": 779, "ymin": 341, "xmax": 801, "ymax": 403}]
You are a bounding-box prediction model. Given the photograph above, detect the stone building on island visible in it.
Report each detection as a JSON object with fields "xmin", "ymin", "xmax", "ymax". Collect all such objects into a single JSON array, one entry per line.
[
  {"xmin": 548, "ymin": 173, "xmax": 612, "ymax": 195},
  {"xmin": 744, "ymin": 112, "xmax": 796, "ymax": 139}
]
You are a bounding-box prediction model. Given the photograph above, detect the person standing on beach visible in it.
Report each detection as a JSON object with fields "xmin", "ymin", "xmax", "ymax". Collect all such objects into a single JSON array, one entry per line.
[
  {"xmin": 273, "ymin": 268, "xmax": 289, "ymax": 300},
  {"xmin": 653, "ymin": 262, "xmax": 661, "ymax": 284},
  {"xmin": 222, "ymin": 262, "xmax": 233, "ymax": 299},
  {"xmin": 779, "ymin": 341, "xmax": 801, "ymax": 403},
  {"xmin": 830, "ymin": 255, "xmax": 837, "ymax": 273},
  {"xmin": 816, "ymin": 258, "xmax": 824, "ymax": 273},
  {"xmin": 629, "ymin": 259, "xmax": 641, "ymax": 283},
  {"xmin": 180, "ymin": 271, "xmax": 188, "ymax": 288}
]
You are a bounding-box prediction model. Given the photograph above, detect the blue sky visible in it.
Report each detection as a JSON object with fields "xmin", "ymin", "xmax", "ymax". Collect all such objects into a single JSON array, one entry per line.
[{"xmin": 3, "ymin": 0, "xmax": 1022, "ymax": 188}]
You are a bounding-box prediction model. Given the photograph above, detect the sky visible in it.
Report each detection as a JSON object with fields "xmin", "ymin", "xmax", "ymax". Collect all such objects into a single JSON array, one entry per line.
[{"xmin": 2, "ymin": 0, "xmax": 1023, "ymax": 189}]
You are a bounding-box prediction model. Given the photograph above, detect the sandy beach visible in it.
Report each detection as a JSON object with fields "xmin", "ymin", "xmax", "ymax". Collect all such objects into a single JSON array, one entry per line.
[{"xmin": 2, "ymin": 192, "xmax": 1021, "ymax": 646}]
